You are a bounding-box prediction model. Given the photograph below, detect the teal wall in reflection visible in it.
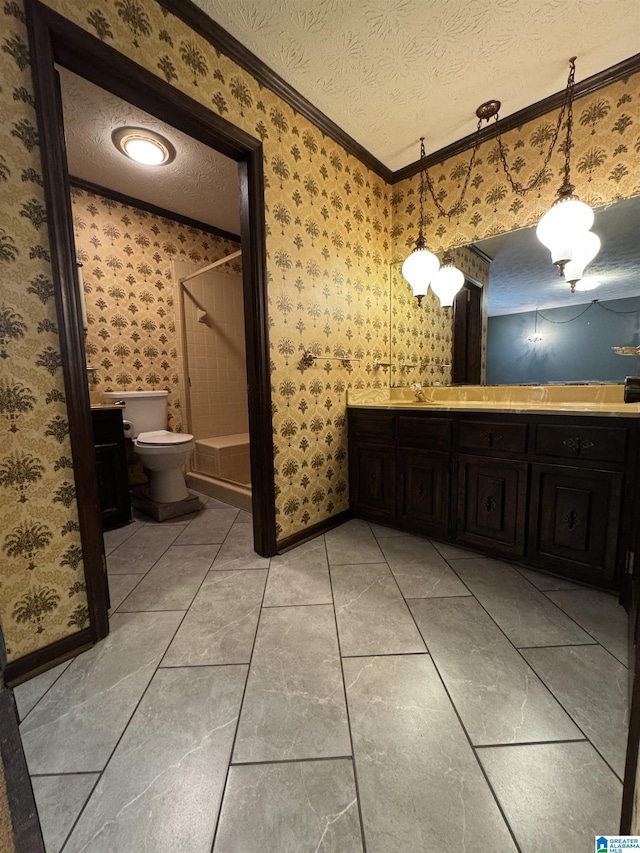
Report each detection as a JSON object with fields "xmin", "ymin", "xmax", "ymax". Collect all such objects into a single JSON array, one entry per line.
[{"xmin": 486, "ymin": 296, "xmax": 640, "ymax": 384}]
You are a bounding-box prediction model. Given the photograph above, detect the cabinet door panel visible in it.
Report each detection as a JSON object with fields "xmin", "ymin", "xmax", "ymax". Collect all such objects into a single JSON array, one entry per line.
[
  {"xmin": 399, "ymin": 449, "xmax": 450, "ymax": 537},
  {"xmin": 529, "ymin": 463, "xmax": 622, "ymax": 585},
  {"xmin": 457, "ymin": 455, "xmax": 527, "ymax": 555},
  {"xmin": 350, "ymin": 443, "xmax": 396, "ymax": 521}
]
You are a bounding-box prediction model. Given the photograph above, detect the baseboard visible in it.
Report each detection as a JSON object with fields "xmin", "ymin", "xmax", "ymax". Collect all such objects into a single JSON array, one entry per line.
[
  {"xmin": 5, "ymin": 628, "xmax": 93, "ymax": 688},
  {"xmin": 186, "ymin": 472, "xmax": 252, "ymax": 512},
  {"xmin": 277, "ymin": 509, "xmax": 353, "ymax": 553}
]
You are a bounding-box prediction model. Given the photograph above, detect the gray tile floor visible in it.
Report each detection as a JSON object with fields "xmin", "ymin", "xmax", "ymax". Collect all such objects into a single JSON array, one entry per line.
[{"xmin": 15, "ymin": 495, "xmax": 629, "ymax": 852}]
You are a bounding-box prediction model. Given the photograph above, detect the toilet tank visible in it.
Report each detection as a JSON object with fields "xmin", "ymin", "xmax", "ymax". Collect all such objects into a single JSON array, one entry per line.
[{"xmin": 102, "ymin": 390, "xmax": 168, "ymax": 438}]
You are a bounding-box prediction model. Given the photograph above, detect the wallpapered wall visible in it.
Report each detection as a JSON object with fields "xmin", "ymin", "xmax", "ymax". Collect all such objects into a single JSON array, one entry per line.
[
  {"xmin": 2, "ymin": 0, "xmax": 640, "ymax": 664},
  {"xmin": 0, "ymin": 3, "xmax": 90, "ymax": 661},
  {"xmin": 70, "ymin": 187, "xmax": 240, "ymax": 432}
]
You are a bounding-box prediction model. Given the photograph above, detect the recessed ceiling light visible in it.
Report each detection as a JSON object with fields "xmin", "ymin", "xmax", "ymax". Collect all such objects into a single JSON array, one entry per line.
[
  {"xmin": 112, "ymin": 127, "xmax": 176, "ymax": 166},
  {"xmin": 573, "ymin": 277, "xmax": 601, "ymax": 291}
]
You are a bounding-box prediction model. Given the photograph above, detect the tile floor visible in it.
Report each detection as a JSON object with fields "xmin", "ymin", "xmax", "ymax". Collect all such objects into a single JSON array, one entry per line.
[{"xmin": 14, "ymin": 494, "xmax": 629, "ymax": 852}]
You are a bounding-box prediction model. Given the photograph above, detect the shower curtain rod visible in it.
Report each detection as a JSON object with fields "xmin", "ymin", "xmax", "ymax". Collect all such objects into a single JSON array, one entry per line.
[{"xmin": 179, "ymin": 249, "xmax": 242, "ymax": 283}]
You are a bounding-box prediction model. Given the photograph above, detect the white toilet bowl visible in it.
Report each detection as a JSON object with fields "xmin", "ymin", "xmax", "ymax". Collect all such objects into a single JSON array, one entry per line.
[
  {"xmin": 102, "ymin": 391, "xmax": 195, "ymax": 504},
  {"xmin": 134, "ymin": 430, "xmax": 195, "ymax": 503}
]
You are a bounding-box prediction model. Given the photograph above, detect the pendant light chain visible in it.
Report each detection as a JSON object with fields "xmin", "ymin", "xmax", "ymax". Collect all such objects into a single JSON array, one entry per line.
[
  {"xmin": 423, "ymin": 118, "xmax": 485, "ymax": 219},
  {"xmin": 495, "ymin": 58, "xmax": 576, "ymax": 197}
]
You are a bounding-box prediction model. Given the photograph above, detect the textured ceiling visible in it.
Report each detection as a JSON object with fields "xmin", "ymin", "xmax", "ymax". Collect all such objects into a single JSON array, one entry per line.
[
  {"xmin": 58, "ymin": 67, "xmax": 241, "ymax": 234},
  {"xmin": 193, "ymin": 0, "xmax": 640, "ymax": 171},
  {"xmin": 479, "ymin": 195, "xmax": 640, "ymax": 316}
]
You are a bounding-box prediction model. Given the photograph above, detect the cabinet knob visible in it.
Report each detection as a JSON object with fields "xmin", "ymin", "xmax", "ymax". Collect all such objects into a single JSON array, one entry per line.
[{"xmin": 562, "ymin": 436, "xmax": 594, "ymax": 455}]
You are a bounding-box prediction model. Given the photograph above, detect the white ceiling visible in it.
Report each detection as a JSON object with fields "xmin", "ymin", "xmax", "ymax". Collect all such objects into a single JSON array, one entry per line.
[
  {"xmin": 479, "ymin": 195, "xmax": 640, "ymax": 316},
  {"xmin": 194, "ymin": 0, "xmax": 640, "ymax": 171},
  {"xmin": 58, "ymin": 67, "xmax": 241, "ymax": 234}
]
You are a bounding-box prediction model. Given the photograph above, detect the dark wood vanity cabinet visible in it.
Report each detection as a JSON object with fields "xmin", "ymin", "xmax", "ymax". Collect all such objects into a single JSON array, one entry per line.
[
  {"xmin": 348, "ymin": 407, "xmax": 639, "ymax": 589},
  {"xmin": 91, "ymin": 407, "xmax": 131, "ymax": 531}
]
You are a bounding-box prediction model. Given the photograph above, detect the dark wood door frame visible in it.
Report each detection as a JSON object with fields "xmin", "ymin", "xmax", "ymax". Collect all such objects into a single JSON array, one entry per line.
[{"xmin": 16, "ymin": 0, "xmax": 276, "ymax": 682}]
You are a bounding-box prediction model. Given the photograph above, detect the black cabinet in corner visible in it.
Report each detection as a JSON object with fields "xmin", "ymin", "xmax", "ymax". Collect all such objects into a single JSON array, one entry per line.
[
  {"xmin": 350, "ymin": 443, "xmax": 396, "ymax": 522},
  {"xmin": 91, "ymin": 408, "xmax": 131, "ymax": 531},
  {"xmin": 398, "ymin": 448, "xmax": 450, "ymax": 538}
]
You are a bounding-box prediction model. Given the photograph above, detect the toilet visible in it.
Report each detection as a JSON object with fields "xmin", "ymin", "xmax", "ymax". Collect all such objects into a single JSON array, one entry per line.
[{"xmin": 102, "ymin": 390, "xmax": 195, "ymax": 503}]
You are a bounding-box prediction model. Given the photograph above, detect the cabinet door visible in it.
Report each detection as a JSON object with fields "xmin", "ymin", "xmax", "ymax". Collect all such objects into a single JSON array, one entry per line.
[
  {"xmin": 529, "ymin": 463, "xmax": 622, "ymax": 586},
  {"xmin": 398, "ymin": 449, "xmax": 450, "ymax": 537},
  {"xmin": 457, "ymin": 454, "xmax": 528, "ymax": 556},
  {"xmin": 350, "ymin": 443, "xmax": 396, "ymax": 522},
  {"xmin": 95, "ymin": 441, "xmax": 130, "ymax": 530}
]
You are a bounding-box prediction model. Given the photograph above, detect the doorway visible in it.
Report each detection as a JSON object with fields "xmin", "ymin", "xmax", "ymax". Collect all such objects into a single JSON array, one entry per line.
[{"xmin": 24, "ymin": 0, "xmax": 276, "ymax": 665}]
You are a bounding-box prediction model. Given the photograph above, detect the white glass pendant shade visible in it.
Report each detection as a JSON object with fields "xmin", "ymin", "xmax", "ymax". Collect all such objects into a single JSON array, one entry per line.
[
  {"xmin": 536, "ymin": 196, "xmax": 594, "ymax": 267},
  {"xmin": 430, "ymin": 262, "xmax": 465, "ymax": 308},
  {"xmin": 563, "ymin": 231, "xmax": 600, "ymax": 284},
  {"xmin": 402, "ymin": 247, "xmax": 440, "ymax": 300},
  {"xmin": 573, "ymin": 277, "xmax": 600, "ymax": 292}
]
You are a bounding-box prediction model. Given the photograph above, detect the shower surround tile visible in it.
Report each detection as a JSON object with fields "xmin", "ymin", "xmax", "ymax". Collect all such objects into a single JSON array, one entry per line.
[
  {"xmin": 213, "ymin": 759, "xmax": 363, "ymax": 853},
  {"xmin": 20, "ymin": 611, "xmax": 183, "ymax": 774},
  {"xmin": 330, "ymin": 563, "xmax": 425, "ymax": 657},
  {"xmin": 64, "ymin": 666, "xmax": 246, "ymax": 853},
  {"xmin": 409, "ymin": 597, "xmax": 581, "ymax": 745},
  {"xmin": 161, "ymin": 570, "xmax": 266, "ymax": 666},
  {"xmin": 232, "ymin": 604, "xmax": 350, "ymax": 763},
  {"xmin": 344, "ymin": 655, "xmax": 517, "ymax": 853}
]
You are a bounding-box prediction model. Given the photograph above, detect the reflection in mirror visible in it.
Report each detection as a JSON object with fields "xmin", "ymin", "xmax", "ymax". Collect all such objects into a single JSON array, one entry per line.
[
  {"xmin": 390, "ymin": 246, "xmax": 490, "ymax": 387},
  {"xmin": 478, "ymin": 195, "xmax": 640, "ymax": 384}
]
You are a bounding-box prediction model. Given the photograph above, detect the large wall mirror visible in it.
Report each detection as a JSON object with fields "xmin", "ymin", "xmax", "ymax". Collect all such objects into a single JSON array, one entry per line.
[{"xmin": 391, "ymin": 194, "xmax": 640, "ymax": 386}]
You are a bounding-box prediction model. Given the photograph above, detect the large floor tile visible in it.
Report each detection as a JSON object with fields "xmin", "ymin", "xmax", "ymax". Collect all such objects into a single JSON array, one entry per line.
[
  {"xmin": 331, "ymin": 563, "xmax": 425, "ymax": 656},
  {"xmin": 117, "ymin": 544, "xmax": 218, "ymax": 612},
  {"xmin": 545, "ymin": 588, "xmax": 628, "ymax": 666},
  {"xmin": 522, "ymin": 644, "xmax": 629, "ymax": 778},
  {"xmin": 233, "ymin": 605, "xmax": 350, "ymax": 763},
  {"xmin": 409, "ymin": 597, "xmax": 581, "ymax": 745},
  {"xmin": 325, "ymin": 519, "xmax": 384, "ymax": 565},
  {"xmin": 368, "ymin": 522, "xmax": 408, "ymax": 538},
  {"xmin": 64, "ymin": 666, "xmax": 246, "ymax": 853},
  {"xmin": 343, "ymin": 655, "xmax": 517, "ymax": 853},
  {"xmin": 102, "ymin": 520, "xmax": 142, "ymax": 555},
  {"xmin": 432, "ymin": 540, "xmax": 478, "ymax": 560},
  {"xmin": 211, "ymin": 522, "xmax": 270, "ymax": 570},
  {"xmin": 162, "ymin": 570, "xmax": 267, "ymax": 666},
  {"xmin": 31, "ymin": 773, "xmax": 98, "ymax": 853},
  {"xmin": 379, "ymin": 536, "xmax": 470, "ymax": 598},
  {"xmin": 107, "ymin": 574, "xmax": 142, "ymax": 615},
  {"xmin": 263, "ymin": 537, "xmax": 331, "ymax": 606},
  {"xmin": 13, "ymin": 660, "xmax": 72, "ymax": 722},
  {"xmin": 20, "ymin": 611, "xmax": 183, "ymax": 774},
  {"xmin": 106, "ymin": 524, "xmax": 181, "ymax": 574},
  {"xmin": 513, "ymin": 565, "xmax": 582, "ymax": 591},
  {"xmin": 173, "ymin": 507, "xmax": 239, "ymax": 545},
  {"xmin": 478, "ymin": 742, "xmax": 622, "ymax": 852},
  {"xmin": 213, "ymin": 759, "xmax": 363, "ymax": 853},
  {"xmin": 450, "ymin": 557, "xmax": 594, "ymax": 647}
]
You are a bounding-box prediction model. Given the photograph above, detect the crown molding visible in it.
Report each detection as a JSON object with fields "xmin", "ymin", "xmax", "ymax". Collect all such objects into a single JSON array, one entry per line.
[
  {"xmin": 157, "ymin": 0, "xmax": 394, "ymax": 183},
  {"xmin": 69, "ymin": 175, "xmax": 242, "ymax": 243},
  {"xmin": 392, "ymin": 51, "xmax": 640, "ymax": 184}
]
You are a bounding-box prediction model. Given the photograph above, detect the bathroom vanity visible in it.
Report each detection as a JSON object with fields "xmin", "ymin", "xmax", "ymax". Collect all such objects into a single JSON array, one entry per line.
[
  {"xmin": 348, "ymin": 386, "xmax": 640, "ymax": 590},
  {"xmin": 91, "ymin": 405, "xmax": 131, "ymax": 530}
]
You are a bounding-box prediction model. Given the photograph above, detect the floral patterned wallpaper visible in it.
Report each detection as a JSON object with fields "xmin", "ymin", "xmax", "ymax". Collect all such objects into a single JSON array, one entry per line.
[
  {"xmin": 71, "ymin": 187, "xmax": 240, "ymax": 432},
  {"xmin": 2, "ymin": 0, "xmax": 640, "ymax": 664},
  {"xmin": 0, "ymin": 2, "xmax": 89, "ymax": 662}
]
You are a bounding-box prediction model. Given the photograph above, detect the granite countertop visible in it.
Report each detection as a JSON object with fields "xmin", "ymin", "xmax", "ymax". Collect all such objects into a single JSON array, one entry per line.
[{"xmin": 346, "ymin": 385, "xmax": 640, "ymax": 418}]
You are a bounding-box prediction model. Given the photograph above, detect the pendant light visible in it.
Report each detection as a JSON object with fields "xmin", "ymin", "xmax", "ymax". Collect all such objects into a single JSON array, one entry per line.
[
  {"xmin": 402, "ymin": 138, "xmax": 440, "ymax": 305},
  {"xmin": 430, "ymin": 252, "xmax": 465, "ymax": 309},
  {"xmin": 563, "ymin": 230, "xmax": 601, "ymax": 291},
  {"xmin": 535, "ymin": 58, "xmax": 597, "ymax": 276}
]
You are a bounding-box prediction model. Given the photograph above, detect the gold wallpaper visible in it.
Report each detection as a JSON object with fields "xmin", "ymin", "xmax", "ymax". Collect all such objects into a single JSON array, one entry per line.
[
  {"xmin": 0, "ymin": 3, "xmax": 89, "ymax": 661},
  {"xmin": 2, "ymin": 0, "xmax": 640, "ymax": 662},
  {"xmin": 391, "ymin": 74, "xmax": 640, "ymax": 257},
  {"xmin": 71, "ymin": 188, "xmax": 240, "ymax": 432}
]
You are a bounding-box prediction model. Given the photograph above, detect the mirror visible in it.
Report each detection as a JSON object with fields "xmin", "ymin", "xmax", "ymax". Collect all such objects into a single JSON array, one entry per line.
[{"xmin": 390, "ymin": 195, "xmax": 640, "ymax": 386}]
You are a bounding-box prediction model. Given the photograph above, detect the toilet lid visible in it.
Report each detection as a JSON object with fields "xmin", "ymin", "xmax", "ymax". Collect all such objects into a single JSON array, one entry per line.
[{"xmin": 136, "ymin": 430, "xmax": 193, "ymax": 446}]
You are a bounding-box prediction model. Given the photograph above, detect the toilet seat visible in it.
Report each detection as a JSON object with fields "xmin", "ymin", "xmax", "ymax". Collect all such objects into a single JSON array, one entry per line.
[{"xmin": 136, "ymin": 429, "xmax": 193, "ymax": 446}]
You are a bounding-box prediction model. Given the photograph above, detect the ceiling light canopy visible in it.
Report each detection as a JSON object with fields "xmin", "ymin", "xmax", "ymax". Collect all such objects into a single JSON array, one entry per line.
[{"xmin": 112, "ymin": 127, "xmax": 176, "ymax": 166}]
